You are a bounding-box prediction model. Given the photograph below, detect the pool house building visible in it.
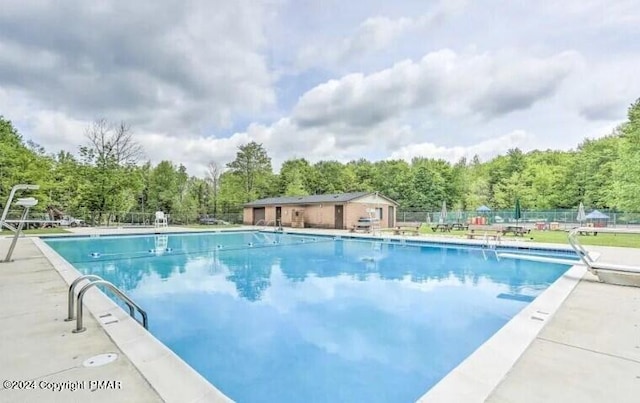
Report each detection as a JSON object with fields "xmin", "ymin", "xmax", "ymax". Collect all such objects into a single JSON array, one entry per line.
[{"xmin": 243, "ymin": 191, "xmax": 399, "ymax": 229}]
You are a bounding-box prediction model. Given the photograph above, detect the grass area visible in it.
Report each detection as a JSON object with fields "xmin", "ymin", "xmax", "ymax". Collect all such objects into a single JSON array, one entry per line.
[
  {"xmin": 418, "ymin": 226, "xmax": 640, "ymax": 248},
  {"xmin": 9, "ymin": 227, "xmax": 71, "ymax": 235},
  {"xmin": 530, "ymin": 230, "xmax": 640, "ymax": 248}
]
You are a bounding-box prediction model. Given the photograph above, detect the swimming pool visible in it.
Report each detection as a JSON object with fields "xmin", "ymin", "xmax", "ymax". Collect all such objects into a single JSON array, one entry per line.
[{"xmin": 45, "ymin": 231, "xmax": 577, "ymax": 402}]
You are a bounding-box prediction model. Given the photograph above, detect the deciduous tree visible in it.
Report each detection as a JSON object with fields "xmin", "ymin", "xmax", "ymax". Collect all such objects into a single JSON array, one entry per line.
[{"xmin": 226, "ymin": 142, "xmax": 272, "ymax": 202}]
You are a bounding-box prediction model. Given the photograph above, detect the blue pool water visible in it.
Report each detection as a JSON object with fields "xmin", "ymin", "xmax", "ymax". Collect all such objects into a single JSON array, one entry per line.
[{"xmin": 45, "ymin": 232, "xmax": 576, "ymax": 402}]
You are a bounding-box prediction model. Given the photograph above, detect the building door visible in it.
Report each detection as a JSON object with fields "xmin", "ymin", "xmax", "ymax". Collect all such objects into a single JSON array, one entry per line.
[
  {"xmin": 275, "ymin": 206, "xmax": 282, "ymax": 226},
  {"xmin": 388, "ymin": 206, "xmax": 394, "ymax": 227},
  {"xmin": 253, "ymin": 207, "xmax": 265, "ymax": 224},
  {"xmin": 334, "ymin": 205, "xmax": 344, "ymax": 229}
]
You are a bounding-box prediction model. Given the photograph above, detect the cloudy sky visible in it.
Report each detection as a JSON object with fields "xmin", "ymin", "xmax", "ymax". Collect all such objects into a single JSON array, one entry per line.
[{"xmin": 1, "ymin": 0, "xmax": 639, "ymax": 175}]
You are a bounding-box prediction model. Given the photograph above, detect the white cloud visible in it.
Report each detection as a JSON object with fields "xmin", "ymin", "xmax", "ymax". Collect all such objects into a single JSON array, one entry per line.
[
  {"xmin": 0, "ymin": 88, "xmax": 88, "ymax": 153},
  {"xmin": 296, "ymin": 16, "xmax": 418, "ymax": 69},
  {"xmin": 0, "ymin": 0, "xmax": 275, "ymax": 132},
  {"xmin": 293, "ymin": 49, "xmax": 580, "ymax": 128},
  {"xmin": 389, "ymin": 130, "xmax": 532, "ymax": 162},
  {"xmin": 541, "ymin": 0, "xmax": 640, "ymax": 27},
  {"xmin": 295, "ymin": 1, "xmax": 468, "ymax": 70},
  {"xmin": 565, "ymin": 58, "xmax": 640, "ymax": 122}
]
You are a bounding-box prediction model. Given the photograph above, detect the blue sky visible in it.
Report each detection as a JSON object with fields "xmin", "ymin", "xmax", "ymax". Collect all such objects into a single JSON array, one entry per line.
[{"xmin": 1, "ymin": 0, "xmax": 639, "ymax": 175}]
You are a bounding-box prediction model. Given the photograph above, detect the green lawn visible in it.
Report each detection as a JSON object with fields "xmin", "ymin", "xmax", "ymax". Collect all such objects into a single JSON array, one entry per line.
[
  {"xmin": 418, "ymin": 226, "xmax": 640, "ymax": 248},
  {"xmin": 14, "ymin": 227, "xmax": 71, "ymax": 235},
  {"xmin": 529, "ymin": 230, "xmax": 640, "ymax": 248}
]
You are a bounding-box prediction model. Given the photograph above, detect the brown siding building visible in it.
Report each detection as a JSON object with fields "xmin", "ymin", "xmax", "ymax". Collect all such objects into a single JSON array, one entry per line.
[{"xmin": 243, "ymin": 192, "xmax": 399, "ymax": 229}]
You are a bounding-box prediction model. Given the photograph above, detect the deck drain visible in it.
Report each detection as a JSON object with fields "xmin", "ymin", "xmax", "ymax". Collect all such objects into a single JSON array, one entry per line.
[
  {"xmin": 98, "ymin": 313, "xmax": 118, "ymax": 325},
  {"xmin": 83, "ymin": 353, "xmax": 118, "ymax": 367}
]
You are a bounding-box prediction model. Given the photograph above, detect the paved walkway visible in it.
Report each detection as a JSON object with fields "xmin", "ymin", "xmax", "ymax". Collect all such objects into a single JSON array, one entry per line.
[{"xmin": 0, "ymin": 237, "xmax": 162, "ymax": 403}]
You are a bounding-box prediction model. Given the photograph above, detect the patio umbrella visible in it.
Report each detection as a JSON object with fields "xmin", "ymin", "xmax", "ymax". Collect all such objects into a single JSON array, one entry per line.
[
  {"xmin": 576, "ymin": 202, "xmax": 586, "ymax": 225},
  {"xmin": 476, "ymin": 205, "xmax": 491, "ymax": 213},
  {"xmin": 514, "ymin": 198, "xmax": 522, "ymax": 225},
  {"xmin": 585, "ymin": 210, "xmax": 609, "ymax": 219},
  {"xmin": 439, "ymin": 201, "xmax": 447, "ymax": 224},
  {"xmin": 585, "ymin": 210, "xmax": 609, "ymax": 228}
]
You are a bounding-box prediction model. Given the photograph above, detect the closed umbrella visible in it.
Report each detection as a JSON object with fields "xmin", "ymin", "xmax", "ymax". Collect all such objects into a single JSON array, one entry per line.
[
  {"xmin": 439, "ymin": 201, "xmax": 447, "ymax": 224},
  {"xmin": 514, "ymin": 198, "xmax": 522, "ymax": 225},
  {"xmin": 576, "ymin": 202, "xmax": 586, "ymax": 225}
]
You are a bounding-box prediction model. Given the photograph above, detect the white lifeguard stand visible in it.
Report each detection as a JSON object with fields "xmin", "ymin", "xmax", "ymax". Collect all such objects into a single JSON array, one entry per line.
[
  {"xmin": 3, "ymin": 197, "xmax": 38, "ymax": 262},
  {"xmin": 1, "ymin": 184, "xmax": 39, "ymax": 232},
  {"xmin": 154, "ymin": 211, "xmax": 168, "ymax": 229}
]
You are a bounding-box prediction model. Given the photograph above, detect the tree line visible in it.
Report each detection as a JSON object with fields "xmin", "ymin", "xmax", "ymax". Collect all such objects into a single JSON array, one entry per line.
[{"xmin": 1, "ymin": 99, "xmax": 639, "ymax": 222}]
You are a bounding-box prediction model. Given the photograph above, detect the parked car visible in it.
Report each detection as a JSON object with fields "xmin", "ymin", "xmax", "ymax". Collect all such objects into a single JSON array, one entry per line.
[
  {"xmin": 199, "ymin": 216, "xmax": 229, "ymax": 225},
  {"xmin": 59, "ymin": 216, "xmax": 85, "ymax": 227}
]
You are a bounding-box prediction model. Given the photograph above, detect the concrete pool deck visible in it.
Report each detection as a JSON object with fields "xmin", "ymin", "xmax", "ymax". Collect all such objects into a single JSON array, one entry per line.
[
  {"xmin": 486, "ymin": 246, "xmax": 640, "ymax": 403},
  {"xmin": 1, "ymin": 226, "xmax": 639, "ymax": 402},
  {"xmin": 0, "ymin": 237, "xmax": 161, "ymax": 402}
]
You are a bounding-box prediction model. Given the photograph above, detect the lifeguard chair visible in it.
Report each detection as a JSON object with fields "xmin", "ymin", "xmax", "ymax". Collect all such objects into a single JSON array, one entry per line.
[{"xmin": 154, "ymin": 211, "xmax": 168, "ymax": 229}]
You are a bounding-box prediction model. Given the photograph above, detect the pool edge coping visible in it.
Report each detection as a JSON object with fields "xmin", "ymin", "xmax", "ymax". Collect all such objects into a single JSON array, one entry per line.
[{"xmin": 32, "ymin": 237, "xmax": 233, "ymax": 403}]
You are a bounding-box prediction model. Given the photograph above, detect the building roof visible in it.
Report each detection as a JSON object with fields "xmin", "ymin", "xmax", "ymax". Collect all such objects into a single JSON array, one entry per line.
[{"xmin": 245, "ymin": 192, "xmax": 398, "ymax": 207}]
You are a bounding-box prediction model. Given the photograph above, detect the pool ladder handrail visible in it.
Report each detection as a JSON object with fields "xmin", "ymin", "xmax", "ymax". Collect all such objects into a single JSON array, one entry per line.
[
  {"xmin": 264, "ymin": 220, "xmax": 284, "ymax": 232},
  {"xmin": 482, "ymin": 231, "xmax": 500, "ymax": 248},
  {"xmin": 567, "ymin": 228, "xmax": 594, "ymax": 269},
  {"xmin": 66, "ymin": 274, "xmax": 148, "ymax": 333},
  {"xmin": 255, "ymin": 219, "xmax": 276, "ymax": 227},
  {"xmin": 255, "ymin": 219, "xmax": 282, "ymax": 232}
]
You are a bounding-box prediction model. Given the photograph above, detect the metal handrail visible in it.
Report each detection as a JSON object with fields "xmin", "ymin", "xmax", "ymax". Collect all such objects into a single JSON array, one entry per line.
[
  {"xmin": 482, "ymin": 231, "xmax": 500, "ymax": 248},
  {"xmin": 254, "ymin": 219, "xmax": 266, "ymax": 226},
  {"xmin": 65, "ymin": 274, "xmax": 104, "ymax": 321},
  {"xmin": 567, "ymin": 228, "xmax": 594, "ymax": 270},
  {"xmin": 72, "ymin": 280, "xmax": 148, "ymax": 333}
]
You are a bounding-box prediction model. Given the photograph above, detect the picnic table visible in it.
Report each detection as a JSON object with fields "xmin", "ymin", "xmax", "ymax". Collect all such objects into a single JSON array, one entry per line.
[
  {"xmin": 431, "ymin": 223, "xmax": 469, "ymax": 232},
  {"xmin": 431, "ymin": 223, "xmax": 451, "ymax": 232},
  {"xmin": 449, "ymin": 223, "xmax": 469, "ymax": 231},
  {"xmin": 577, "ymin": 229, "xmax": 598, "ymax": 236},
  {"xmin": 501, "ymin": 225, "xmax": 530, "ymax": 237}
]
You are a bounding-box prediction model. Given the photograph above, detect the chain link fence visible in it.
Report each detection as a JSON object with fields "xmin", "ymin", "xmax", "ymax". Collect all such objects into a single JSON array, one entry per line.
[
  {"xmin": 397, "ymin": 209, "xmax": 640, "ymax": 228},
  {"xmin": 5, "ymin": 205, "xmax": 640, "ymax": 230},
  {"xmin": 1, "ymin": 208, "xmax": 244, "ymax": 228},
  {"xmin": 81, "ymin": 211, "xmax": 244, "ymax": 226}
]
